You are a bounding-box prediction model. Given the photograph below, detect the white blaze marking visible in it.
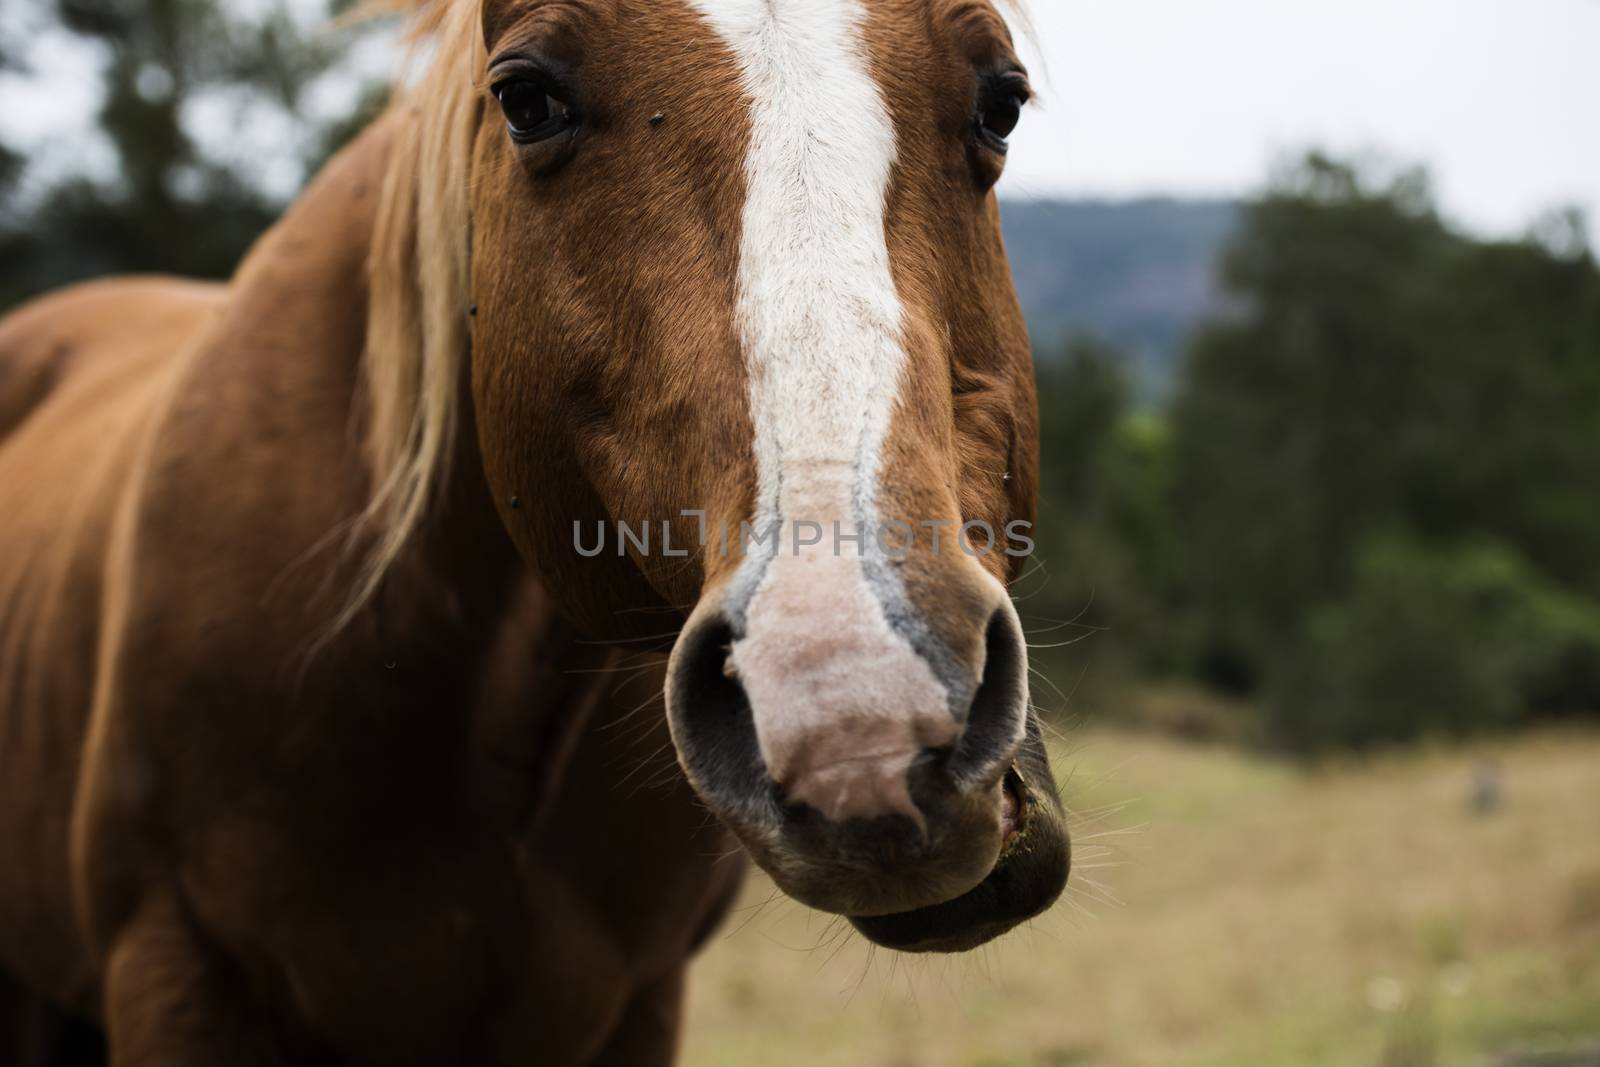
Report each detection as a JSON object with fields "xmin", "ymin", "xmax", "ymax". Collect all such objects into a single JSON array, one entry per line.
[
  {"xmin": 687, "ymin": 0, "xmax": 908, "ymax": 553},
  {"xmin": 689, "ymin": 0, "xmax": 957, "ymax": 820}
]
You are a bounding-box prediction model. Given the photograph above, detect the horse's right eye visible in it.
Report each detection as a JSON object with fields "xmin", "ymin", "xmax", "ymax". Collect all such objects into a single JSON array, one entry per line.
[{"xmin": 494, "ymin": 79, "xmax": 573, "ymax": 144}]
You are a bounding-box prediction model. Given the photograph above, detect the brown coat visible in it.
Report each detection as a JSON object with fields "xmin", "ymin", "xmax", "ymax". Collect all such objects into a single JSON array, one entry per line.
[{"xmin": 0, "ymin": 122, "xmax": 741, "ymax": 1066}]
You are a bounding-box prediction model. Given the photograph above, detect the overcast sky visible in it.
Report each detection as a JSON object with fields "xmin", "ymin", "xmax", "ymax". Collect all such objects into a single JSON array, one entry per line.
[
  {"xmin": 998, "ymin": 0, "xmax": 1600, "ymax": 235},
  {"xmin": 3, "ymin": 0, "xmax": 1596, "ymax": 238}
]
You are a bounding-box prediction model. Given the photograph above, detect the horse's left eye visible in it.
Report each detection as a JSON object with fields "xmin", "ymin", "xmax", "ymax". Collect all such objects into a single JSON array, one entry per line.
[
  {"xmin": 977, "ymin": 71, "xmax": 1030, "ymax": 152},
  {"xmin": 494, "ymin": 79, "xmax": 573, "ymax": 144}
]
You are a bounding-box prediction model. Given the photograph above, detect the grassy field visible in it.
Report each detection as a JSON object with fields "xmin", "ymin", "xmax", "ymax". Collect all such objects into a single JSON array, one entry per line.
[{"xmin": 681, "ymin": 721, "xmax": 1600, "ymax": 1067}]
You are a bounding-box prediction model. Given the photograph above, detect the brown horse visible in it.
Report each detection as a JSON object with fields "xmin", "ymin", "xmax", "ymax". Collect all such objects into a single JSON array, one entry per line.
[{"xmin": 0, "ymin": 0, "xmax": 1069, "ymax": 1062}]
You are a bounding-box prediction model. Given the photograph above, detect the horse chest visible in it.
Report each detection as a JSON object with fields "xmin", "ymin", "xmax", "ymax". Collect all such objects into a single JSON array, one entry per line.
[{"xmin": 166, "ymin": 667, "xmax": 741, "ymax": 1065}]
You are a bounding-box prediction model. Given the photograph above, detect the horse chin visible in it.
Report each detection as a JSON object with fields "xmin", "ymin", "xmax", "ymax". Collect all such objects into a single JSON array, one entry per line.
[{"xmin": 846, "ymin": 786, "xmax": 1071, "ymax": 954}]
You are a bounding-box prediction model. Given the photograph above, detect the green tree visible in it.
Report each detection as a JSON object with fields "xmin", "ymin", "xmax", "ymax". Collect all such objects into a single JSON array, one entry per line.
[
  {"xmin": 1, "ymin": 0, "xmax": 373, "ymax": 309},
  {"xmin": 0, "ymin": 19, "xmax": 36, "ymax": 306},
  {"xmin": 1172, "ymin": 155, "xmax": 1456, "ymax": 686},
  {"xmin": 1172, "ymin": 152, "xmax": 1600, "ymax": 746},
  {"xmin": 1268, "ymin": 535, "xmax": 1600, "ymax": 753},
  {"xmin": 1031, "ymin": 338, "xmax": 1185, "ymax": 689}
]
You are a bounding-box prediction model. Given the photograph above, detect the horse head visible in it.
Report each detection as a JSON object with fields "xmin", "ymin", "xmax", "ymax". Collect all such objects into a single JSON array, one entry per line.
[{"xmin": 422, "ymin": 0, "xmax": 1067, "ymax": 953}]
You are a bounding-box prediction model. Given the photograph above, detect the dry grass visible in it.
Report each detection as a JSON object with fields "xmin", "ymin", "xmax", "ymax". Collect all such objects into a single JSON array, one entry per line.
[{"xmin": 681, "ymin": 723, "xmax": 1600, "ymax": 1067}]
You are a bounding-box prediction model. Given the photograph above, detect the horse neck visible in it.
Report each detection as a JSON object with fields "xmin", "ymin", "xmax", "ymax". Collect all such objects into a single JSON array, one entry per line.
[
  {"xmin": 219, "ymin": 116, "xmax": 671, "ymax": 839},
  {"xmin": 224, "ymin": 114, "xmax": 525, "ymax": 648}
]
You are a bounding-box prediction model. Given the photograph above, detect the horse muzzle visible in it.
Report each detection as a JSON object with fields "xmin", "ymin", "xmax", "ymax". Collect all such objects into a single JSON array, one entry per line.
[{"xmin": 664, "ymin": 570, "xmax": 1070, "ymax": 946}]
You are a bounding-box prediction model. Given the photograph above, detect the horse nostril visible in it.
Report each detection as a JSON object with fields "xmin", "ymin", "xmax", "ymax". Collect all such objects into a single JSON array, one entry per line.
[
  {"xmin": 948, "ymin": 609, "xmax": 1028, "ymax": 787},
  {"xmin": 665, "ymin": 618, "xmax": 770, "ymax": 813}
]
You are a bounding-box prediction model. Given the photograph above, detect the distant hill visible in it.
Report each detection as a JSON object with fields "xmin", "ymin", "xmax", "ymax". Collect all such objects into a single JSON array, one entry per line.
[{"xmin": 999, "ymin": 198, "xmax": 1240, "ymax": 402}]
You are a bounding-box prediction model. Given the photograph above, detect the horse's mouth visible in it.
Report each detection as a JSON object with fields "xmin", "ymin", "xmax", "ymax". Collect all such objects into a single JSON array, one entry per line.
[{"xmin": 847, "ymin": 767, "xmax": 1070, "ymax": 953}]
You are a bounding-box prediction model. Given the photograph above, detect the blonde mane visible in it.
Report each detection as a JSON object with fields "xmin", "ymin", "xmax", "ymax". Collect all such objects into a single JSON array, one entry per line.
[{"xmin": 349, "ymin": 0, "xmax": 483, "ymax": 619}]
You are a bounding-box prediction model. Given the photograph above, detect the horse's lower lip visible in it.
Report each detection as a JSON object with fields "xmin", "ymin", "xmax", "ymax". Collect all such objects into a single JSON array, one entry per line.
[
  {"xmin": 847, "ymin": 847, "xmax": 1031, "ymax": 953},
  {"xmin": 847, "ymin": 770, "xmax": 1069, "ymax": 954}
]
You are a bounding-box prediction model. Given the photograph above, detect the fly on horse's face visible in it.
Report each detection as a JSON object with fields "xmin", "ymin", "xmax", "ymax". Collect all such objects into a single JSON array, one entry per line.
[{"xmin": 470, "ymin": 0, "xmax": 1068, "ymax": 951}]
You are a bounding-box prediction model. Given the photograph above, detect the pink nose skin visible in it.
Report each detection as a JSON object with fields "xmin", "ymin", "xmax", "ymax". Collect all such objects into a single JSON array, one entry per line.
[
  {"xmin": 775, "ymin": 736, "xmax": 952, "ymax": 828},
  {"xmin": 730, "ymin": 549, "xmax": 959, "ymax": 826}
]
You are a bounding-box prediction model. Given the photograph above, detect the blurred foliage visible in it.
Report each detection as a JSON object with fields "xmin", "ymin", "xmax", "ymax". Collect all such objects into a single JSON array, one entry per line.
[
  {"xmin": 1031, "ymin": 153, "xmax": 1600, "ymax": 752},
  {"xmin": 1268, "ymin": 535, "xmax": 1600, "ymax": 753},
  {"xmin": 0, "ymin": 29, "xmax": 25, "ymax": 265},
  {"xmin": 0, "ymin": 0, "xmax": 374, "ymax": 308},
  {"xmin": 1031, "ymin": 340, "xmax": 1188, "ymax": 683}
]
